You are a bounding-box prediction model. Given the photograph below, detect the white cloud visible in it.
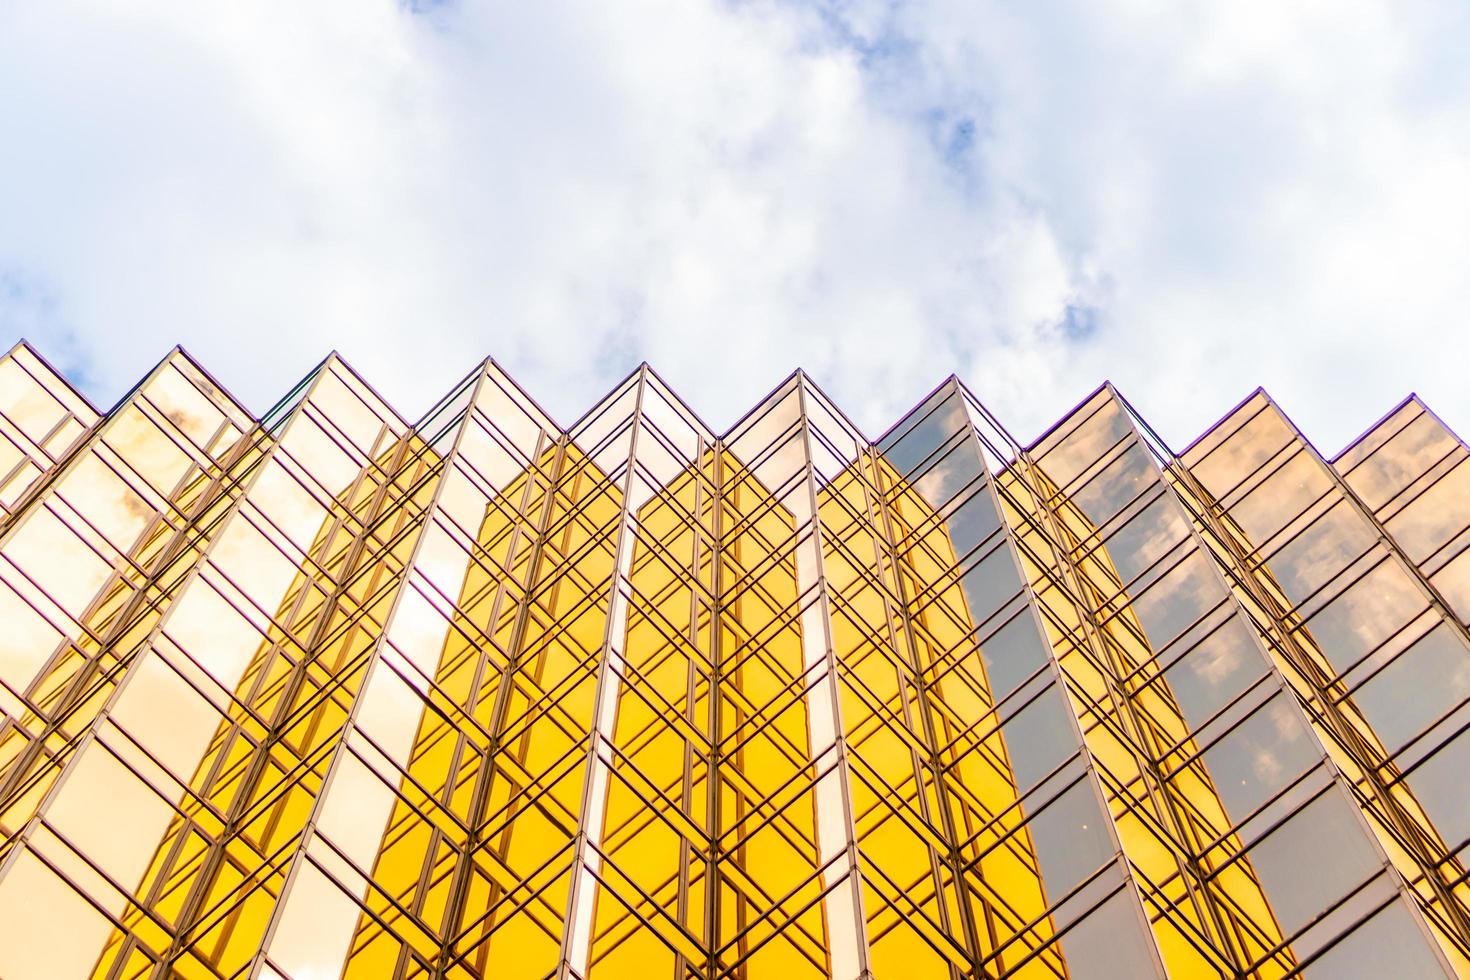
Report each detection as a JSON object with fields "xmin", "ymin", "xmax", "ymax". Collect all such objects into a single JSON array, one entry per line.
[{"xmin": 1, "ymin": 0, "xmax": 1468, "ymax": 452}]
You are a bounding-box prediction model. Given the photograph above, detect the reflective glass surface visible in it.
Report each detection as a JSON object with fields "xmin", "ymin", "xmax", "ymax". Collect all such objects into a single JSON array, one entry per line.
[{"xmin": 0, "ymin": 352, "xmax": 1463, "ymax": 978}]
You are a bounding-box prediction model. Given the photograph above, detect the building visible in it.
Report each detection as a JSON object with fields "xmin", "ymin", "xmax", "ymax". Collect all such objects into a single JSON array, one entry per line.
[{"xmin": 0, "ymin": 340, "xmax": 1467, "ymax": 979}]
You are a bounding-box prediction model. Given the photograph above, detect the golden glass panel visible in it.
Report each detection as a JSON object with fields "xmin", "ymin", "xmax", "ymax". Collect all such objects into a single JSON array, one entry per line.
[{"xmin": 0, "ymin": 355, "xmax": 1463, "ymax": 978}]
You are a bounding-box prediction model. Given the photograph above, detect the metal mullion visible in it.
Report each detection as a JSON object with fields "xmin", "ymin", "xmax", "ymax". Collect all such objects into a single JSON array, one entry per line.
[
  {"xmin": 329, "ymin": 714, "xmax": 475, "ymax": 843},
  {"xmin": 1414, "ymin": 520, "xmax": 1470, "ymax": 580},
  {"xmin": 1203, "ymin": 435, "xmax": 1304, "ymax": 518},
  {"xmin": 585, "ymin": 867, "xmax": 695, "ymax": 971},
  {"xmin": 935, "ymin": 669, "xmax": 1057, "ymax": 765},
  {"xmin": 489, "ymin": 643, "xmax": 602, "ymax": 752},
  {"xmin": 994, "ymin": 429, "xmax": 1218, "ymax": 974},
  {"xmin": 719, "ymin": 464, "xmax": 808, "ymax": 539},
  {"xmin": 1246, "ymin": 491, "xmax": 1365, "ymax": 589},
  {"xmin": 525, "ymin": 511, "xmax": 622, "ymax": 606},
  {"xmin": 956, "ymin": 764, "xmax": 1090, "ymax": 874},
  {"xmin": 23, "ymin": 826, "xmax": 224, "ymax": 980},
  {"xmin": 1150, "ymin": 669, "xmax": 1277, "ymax": 772},
  {"xmin": 620, "ymin": 595, "xmax": 712, "ymax": 683},
  {"xmin": 297, "ymin": 822, "xmax": 446, "ymax": 968},
  {"xmin": 817, "ymin": 519, "xmax": 918, "ymax": 615},
  {"xmin": 1323, "ymin": 607, "xmax": 1441, "ymax": 701},
  {"xmin": 5, "ymin": 340, "xmax": 100, "ymax": 417},
  {"xmin": 822, "ymin": 596, "xmax": 921, "ymax": 695},
  {"xmin": 551, "ymin": 372, "xmax": 679, "ymax": 975},
  {"xmin": 150, "ymin": 810, "xmax": 307, "ymax": 961},
  {"xmin": 1238, "ymin": 868, "xmax": 1392, "ymax": 978},
  {"xmin": 853, "ymin": 857, "xmax": 972, "ymax": 969},
  {"xmin": 371, "ymin": 628, "xmax": 501, "ymax": 760},
  {"xmin": 296, "ymin": 399, "xmax": 384, "ymax": 479},
  {"xmin": 622, "ymin": 513, "xmax": 718, "ymax": 612},
  {"xmin": 575, "ymin": 845, "xmax": 707, "ymax": 968},
  {"xmin": 1383, "ymin": 699, "xmax": 1470, "ymax": 793},
  {"xmin": 119, "ymin": 386, "xmax": 238, "ymax": 482},
  {"xmin": 720, "ymin": 524, "xmax": 804, "ymax": 603},
  {"xmin": 718, "ymin": 516, "xmax": 805, "ymax": 601},
  {"xmin": 842, "ymin": 744, "xmax": 947, "ymax": 853},
  {"xmin": 716, "ymin": 677, "xmax": 818, "ymax": 774},
  {"xmin": 835, "ymin": 674, "xmax": 928, "ymax": 772},
  {"xmin": 1128, "ymin": 868, "xmax": 1251, "ymax": 978},
  {"xmin": 0, "ymin": 400, "xmax": 70, "ymax": 464},
  {"xmin": 717, "ymin": 571, "xmax": 806, "ymax": 652},
  {"xmin": 487, "ymin": 659, "xmax": 602, "ymax": 764},
  {"xmin": 1334, "ymin": 401, "xmax": 1426, "ymax": 476},
  {"xmin": 594, "ymin": 737, "xmax": 709, "ymax": 854},
  {"xmin": 1023, "ymin": 531, "xmax": 1240, "ymax": 969},
  {"xmin": 48, "ymin": 443, "xmax": 205, "ymax": 567},
  {"xmin": 1036, "ymin": 427, "xmax": 1133, "ymax": 511},
  {"xmin": 717, "ymin": 752, "xmax": 836, "ymax": 860},
  {"xmin": 1370, "ymin": 445, "xmax": 1464, "ymax": 525},
  {"xmin": 472, "ymin": 737, "xmax": 589, "ymax": 842},
  {"xmin": 717, "ymin": 611, "xmax": 808, "ymax": 699},
  {"xmin": 600, "ymin": 657, "xmax": 709, "ymax": 766},
  {"xmin": 371, "ymin": 607, "xmax": 506, "ymax": 748},
  {"xmin": 715, "ymin": 844, "xmax": 852, "ymax": 975},
  {"xmin": 443, "ymin": 837, "xmax": 580, "ymax": 969},
  {"xmin": 595, "ymin": 762, "xmax": 706, "ymax": 864},
  {"xmin": 900, "ymin": 555, "xmax": 1022, "ymax": 639},
  {"xmin": 618, "ymin": 561, "xmax": 710, "ymax": 660},
  {"xmin": 420, "ymin": 488, "xmax": 531, "ymax": 594},
  {"xmin": 831, "ymin": 660, "xmax": 933, "ymax": 769}
]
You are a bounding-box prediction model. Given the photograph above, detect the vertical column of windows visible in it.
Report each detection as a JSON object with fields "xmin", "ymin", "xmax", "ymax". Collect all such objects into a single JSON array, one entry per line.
[
  {"xmin": 713, "ymin": 375, "xmax": 860, "ymax": 979},
  {"xmin": 254, "ymin": 363, "xmax": 558, "ymax": 979},
  {"xmin": 881, "ymin": 383, "xmax": 1166, "ymax": 980},
  {"xmin": 1179, "ymin": 391, "xmax": 1470, "ymax": 973},
  {"xmin": 89, "ymin": 357, "xmax": 420, "ymax": 980},
  {"xmin": 578, "ymin": 375, "xmax": 716, "ymax": 978},
  {"xmin": 1042, "ymin": 386, "xmax": 1453, "ymax": 979}
]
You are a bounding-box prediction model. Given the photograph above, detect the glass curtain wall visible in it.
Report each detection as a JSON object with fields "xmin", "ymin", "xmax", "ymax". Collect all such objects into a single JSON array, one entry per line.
[{"xmin": 0, "ymin": 343, "xmax": 1465, "ymax": 979}]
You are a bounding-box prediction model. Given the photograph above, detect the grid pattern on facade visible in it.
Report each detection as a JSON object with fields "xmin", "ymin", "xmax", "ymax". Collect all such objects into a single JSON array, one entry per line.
[{"xmin": 0, "ymin": 340, "xmax": 1467, "ymax": 980}]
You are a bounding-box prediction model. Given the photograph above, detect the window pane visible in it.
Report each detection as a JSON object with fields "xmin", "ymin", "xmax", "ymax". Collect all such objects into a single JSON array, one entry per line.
[
  {"xmin": 1267, "ymin": 503, "xmax": 1377, "ymax": 603},
  {"xmin": 979, "ymin": 611, "xmax": 1051, "ymax": 702},
  {"xmin": 1232, "ymin": 450, "xmax": 1330, "ymax": 543},
  {"xmin": 1352, "ymin": 625, "xmax": 1470, "ymax": 753},
  {"xmin": 1246, "ymin": 789, "xmax": 1379, "ymax": 935},
  {"xmin": 1307, "ymin": 898, "xmax": 1448, "ymax": 979},
  {"xmin": 942, "ymin": 489, "xmax": 1001, "ymax": 562},
  {"xmin": 960, "ymin": 544, "xmax": 1024, "ymax": 620},
  {"xmin": 1071, "ymin": 442, "xmax": 1155, "ymax": 528},
  {"xmin": 1404, "ymin": 735, "xmax": 1470, "ymax": 849},
  {"xmin": 1003, "ymin": 684, "xmax": 1079, "ymax": 789},
  {"xmin": 1102, "ymin": 496, "xmax": 1190, "ymax": 585},
  {"xmin": 1162, "ymin": 616, "xmax": 1268, "ymax": 729},
  {"xmin": 1131, "ymin": 552, "xmax": 1226, "ymax": 648},
  {"xmin": 1200, "ymin": 695, "xmax": 1318, "ymax": 821},
  {"xmin": 1055, "ymin": 886, "xmax": 1163, "ymax": 980},
  {"xmin": 1303, "ymin": 558, "xmax": 1424, "ymax": 675},
  {"xmin": 1027, "ymin": 780, "xmax": 1115, "ymax": 900},
  {"xmin": 1037, "ymin": 394, "xmax": 1132, "ymax": 492},
  {"xmin": 880, "ymin": 390, "xmax": 965, "ymax": 479}
]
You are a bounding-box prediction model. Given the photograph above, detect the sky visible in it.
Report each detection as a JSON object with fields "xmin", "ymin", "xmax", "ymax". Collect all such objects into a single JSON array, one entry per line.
[{"xmin": 2, "ymin": 0, "xmax": 1469, "ymax": 453}]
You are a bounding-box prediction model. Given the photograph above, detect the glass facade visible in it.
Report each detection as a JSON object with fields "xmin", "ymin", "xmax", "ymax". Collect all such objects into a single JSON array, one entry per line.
[{"xmin": 0, "ymin": 340, "xmax": 1466, "ymax": 979}]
